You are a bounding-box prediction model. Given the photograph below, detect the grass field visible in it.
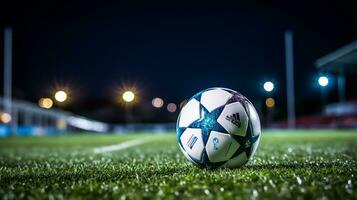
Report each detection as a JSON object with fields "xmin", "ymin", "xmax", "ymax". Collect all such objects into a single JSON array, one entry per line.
[{"xmin": 0, "ymin": 130, "xmax": 356, "ymax": 199}]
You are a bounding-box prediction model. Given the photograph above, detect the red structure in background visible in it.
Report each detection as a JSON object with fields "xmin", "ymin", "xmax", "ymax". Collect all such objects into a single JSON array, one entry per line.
[{"xmin": 271, "ymin": 99, "xmax": 357, "ymax": 129}]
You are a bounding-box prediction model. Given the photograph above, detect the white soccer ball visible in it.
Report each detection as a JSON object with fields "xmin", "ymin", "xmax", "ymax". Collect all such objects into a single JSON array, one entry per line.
[{"xmin": 176, "ymin": 87, "xmax": 261, "ymax": 169}]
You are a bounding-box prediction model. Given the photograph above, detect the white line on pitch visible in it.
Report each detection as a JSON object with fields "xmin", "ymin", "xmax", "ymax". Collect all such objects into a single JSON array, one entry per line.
[{"xmin": 93, "ymin": 139, "xmax": 147, "ymax": 154}]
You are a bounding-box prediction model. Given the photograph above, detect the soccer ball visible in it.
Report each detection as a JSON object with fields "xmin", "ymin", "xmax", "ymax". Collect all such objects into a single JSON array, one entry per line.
[{"xmin": 176, "ymin": 87, "xmax": 261, "ymax": 169}]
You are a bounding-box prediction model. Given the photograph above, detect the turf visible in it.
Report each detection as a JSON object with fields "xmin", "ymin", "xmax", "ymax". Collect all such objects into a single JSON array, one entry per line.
[{"xmin": 0, "ymin": 130, "xmax": 356, "ymax": 199}]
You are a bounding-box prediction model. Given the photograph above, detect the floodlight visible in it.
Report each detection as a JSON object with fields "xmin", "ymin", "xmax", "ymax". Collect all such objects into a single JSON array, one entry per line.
[
  {"xmin": 39, "ymin": 98, "xmax": 53, "ymax": 109},
  {"xmin": 263, "ymin": 81, "xmax": 274, "ymax": 92},
  {"xmin": 152, "ymin": 97, "xmax": 164, "ymax": 108},
  {"xmin": 55, "ymin": 91, "xmax": 68, "ymax": 102},
  {"xmin": 122, "ymin": 91, "xmax": 135, "ymax": 102},
  {"xmin": 318, "ymin": 76, "xmax": 329, "ymax": 87}
]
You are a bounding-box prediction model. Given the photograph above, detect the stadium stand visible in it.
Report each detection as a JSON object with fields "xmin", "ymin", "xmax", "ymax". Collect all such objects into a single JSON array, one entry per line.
[
  {"xmin": 315, "ymin": 40, "xmax": 357, "ymax": 102},
  {"xmin": 271, "ymin": 41, "xmax": 357, "ymax": 129},
  {"xmin": 0, "ymin": 97, "xmax": 109, "ymax": 137}
]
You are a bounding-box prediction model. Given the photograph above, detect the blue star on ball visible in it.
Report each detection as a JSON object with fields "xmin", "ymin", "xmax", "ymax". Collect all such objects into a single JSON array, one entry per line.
[{"xmin": 188, "ymin": 105, "xmax": 227, "ymax": 144}]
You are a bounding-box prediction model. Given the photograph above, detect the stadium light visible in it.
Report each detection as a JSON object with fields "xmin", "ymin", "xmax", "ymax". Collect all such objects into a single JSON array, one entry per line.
[
  {"xmin": 263, "ymin": 81, "xmax": 274, "ymax": 92},
  {"xmin": 54, "ymin": 90, "xmax": 68, "ymax": 102},
  {"xmin": 152, "ymin": 97, "xmax": 164, "ymax": 108},
  {"xmin": 265, "ymin": 97, "xmax": 275, "ymax": 108},
  {"xmin": 38, "ymin": 98, "xmax": 53, "ymax": 109},
  {"xmin": 0, "ymin": 112, "xmax": 11, "ymax": 123},
  {"xmin": 167, "ymin": 103, "xmax": 177, "ymax": 113},
  {"xmin": 318, "ymin": 76, "xmax": 329, "ymax": 87},
  {"xmin": 122, "ymin": 91, "xmax": 135, "ymax": 103}
]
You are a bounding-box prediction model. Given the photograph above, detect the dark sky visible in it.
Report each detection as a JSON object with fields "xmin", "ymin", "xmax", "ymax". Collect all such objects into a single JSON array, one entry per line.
[{"xmin": 0, "ymin": 1, "xmax": 357, "ymax": 122}]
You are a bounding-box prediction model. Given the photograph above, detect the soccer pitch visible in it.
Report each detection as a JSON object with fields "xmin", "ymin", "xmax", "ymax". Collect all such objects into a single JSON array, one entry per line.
[{"xmin": 0, "ymin": 130, "xmax": 356, "ymax": 199}]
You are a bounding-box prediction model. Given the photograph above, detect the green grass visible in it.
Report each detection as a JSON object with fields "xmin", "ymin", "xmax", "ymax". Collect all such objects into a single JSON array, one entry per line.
[{"xmin": 0, "ymin": 130, "xmax": 356, "ymax": 199}]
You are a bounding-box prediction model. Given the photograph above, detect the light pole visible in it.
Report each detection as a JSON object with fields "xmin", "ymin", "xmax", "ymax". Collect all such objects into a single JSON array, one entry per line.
[
  {"xmin": 4, "ymin": 28, "xmax": 14, "ymax": 134},
  {"xmin": 285, "ymin": 30, "xmax": 296, "ymax": 129}
]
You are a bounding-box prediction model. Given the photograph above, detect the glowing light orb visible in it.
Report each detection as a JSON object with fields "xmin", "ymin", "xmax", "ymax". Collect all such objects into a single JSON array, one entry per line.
[
  {"xmin": 122, "ymin": 91, "xmax": 135, "ymax": 102},
  {"xmin": 318, "ymin": 76, "xmax": 329, "ymax": 87},
  {"xmin": 0, "ymin": 112, "xmax": 11, "ymax": 123},
  {"xmin": 265, "ymin": 97, "xmax": 275, "ymax": 108},
  {"xmin": 55, "ymin": 91, "xmax": 68, "ymax": 102},
  {"xmin": 263, "ymin": 81, "xmax": 274, "ymax": 92},
  {"xmin": 167, "ymin": 103, "xmax": 177, "ymax": 113},
  {"xmin": 152, "ymin": 97, "xmax": 164, "ymax": 108},
  {"xmin": 39, "ymin": 98, "xmax": 53, "ymax": 109}
]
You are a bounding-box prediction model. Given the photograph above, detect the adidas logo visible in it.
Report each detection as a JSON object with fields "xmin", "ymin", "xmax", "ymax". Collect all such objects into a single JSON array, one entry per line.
[{"xmin": 225, "ymin": 113, "xmax": 241, "ymax": 127}]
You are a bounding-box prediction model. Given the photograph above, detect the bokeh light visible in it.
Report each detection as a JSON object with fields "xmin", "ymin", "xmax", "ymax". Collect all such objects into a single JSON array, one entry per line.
[
  {"xmin": 122, "ymin": 91, "xmax": 135, "ymax": 102},
  {"xmin": 55, "ymin": 90, "xmax": 68, "ymax": 102},
  {"xmin": 318, "ymin": 76, "xmax": 329, "ymax": 87},
  {"xmin": 152, "ymin": 97, "xmax": 164, "ymax": 108},
  {"xmin": 167, "ymin": 103, "xmax": 177, "ymax": 113},
  {"xmin": 263, "ymin": 81, "xmax": 274, "ymax": 92},
  {"xmin": 265, "ymin": 97, "xmax": 275, "ymax": 108},
  {"xmin": 179, "ymin": 99, "xmax": 188, "ymax": 109},
  {"xmin": 39, "ymin": 98, "xmax": 53, "ymax": 109},
  {"xmin": 0, "ymin": 112, "xmax": 11, "ymax": 123}
]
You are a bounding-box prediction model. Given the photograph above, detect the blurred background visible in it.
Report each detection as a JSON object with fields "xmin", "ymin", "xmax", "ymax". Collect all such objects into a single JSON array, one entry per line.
[{"xmin": 0, "ymin": 0, "xmax": 357, "ymax": 136}]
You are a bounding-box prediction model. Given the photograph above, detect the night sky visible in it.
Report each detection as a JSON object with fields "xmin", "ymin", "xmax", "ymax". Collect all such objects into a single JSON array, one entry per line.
[{"xmin": 1, "ymin": 1, "xmax": 357, "ymax": 122}]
